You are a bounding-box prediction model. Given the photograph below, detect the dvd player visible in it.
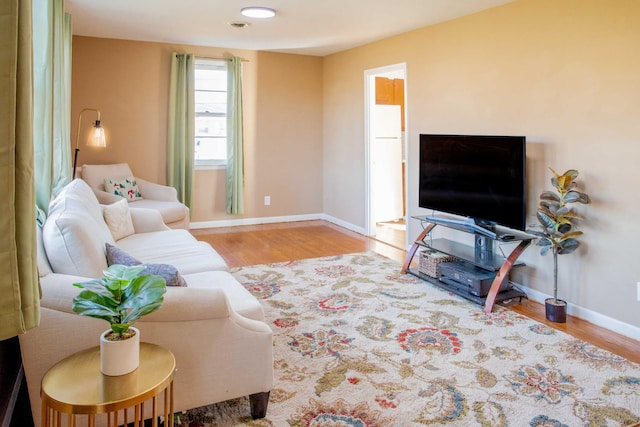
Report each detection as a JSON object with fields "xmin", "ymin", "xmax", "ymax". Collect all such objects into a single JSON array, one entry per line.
[{"xmin": 438, "ymin": 261, "xmax": 510, "ymax": 297}]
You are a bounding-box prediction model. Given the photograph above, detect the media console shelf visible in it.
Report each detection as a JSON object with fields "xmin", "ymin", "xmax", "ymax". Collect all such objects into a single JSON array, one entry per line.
[{"xmin": 401, "ymin": 216, "xmax": 534, "ymax": 313}]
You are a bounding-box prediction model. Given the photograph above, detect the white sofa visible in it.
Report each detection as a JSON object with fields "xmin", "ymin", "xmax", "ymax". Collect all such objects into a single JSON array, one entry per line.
[
  {"xmin": 80, "ymin": 163, "xmax": 190, "ymax": 229},
  {"xmin": 19, "ymin": 179, "xmax": 273, "ymax": 426}
]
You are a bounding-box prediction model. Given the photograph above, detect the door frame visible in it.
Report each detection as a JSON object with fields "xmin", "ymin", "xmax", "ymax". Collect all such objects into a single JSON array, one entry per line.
[{"xmin": 364, "ymin": 63, "xmax": 408, "ymax": 240}]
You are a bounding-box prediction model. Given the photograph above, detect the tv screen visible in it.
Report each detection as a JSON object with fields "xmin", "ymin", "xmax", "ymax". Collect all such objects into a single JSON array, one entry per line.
[{"xmin": 419, "ymin": 134, "xmax": 526, "ymax": 231}]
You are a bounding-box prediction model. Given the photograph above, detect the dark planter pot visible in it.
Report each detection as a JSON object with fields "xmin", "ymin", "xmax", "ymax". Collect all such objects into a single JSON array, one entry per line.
[{"xmin": 545, "ymin": 298, "xmax": 567, "ymax": 323}]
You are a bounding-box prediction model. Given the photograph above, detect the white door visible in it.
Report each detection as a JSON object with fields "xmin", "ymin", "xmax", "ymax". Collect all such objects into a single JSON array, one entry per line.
[{"xmin": 371, "ymin": 105, "xmax": 403, "ymax": 223}]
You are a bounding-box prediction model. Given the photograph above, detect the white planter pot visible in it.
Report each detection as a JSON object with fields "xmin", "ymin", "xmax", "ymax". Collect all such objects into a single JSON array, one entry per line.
[{"xmin": 100, "ymin": 327, "xmax": 140, "ymax": 376}]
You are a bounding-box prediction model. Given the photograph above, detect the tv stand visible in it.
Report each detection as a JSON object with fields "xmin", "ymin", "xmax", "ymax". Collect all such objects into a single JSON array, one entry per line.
[
  {"xmin": 401, "ymin": 216, "xmax": 534, "ymax": 313},
  {"xmin": 420, "ymin": 215, "xmax": 498, "ymax": 239}
]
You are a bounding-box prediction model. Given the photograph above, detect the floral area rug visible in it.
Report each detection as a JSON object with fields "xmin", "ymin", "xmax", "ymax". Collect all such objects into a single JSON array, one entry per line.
[{"xmin": 178, "ymin": 252, "xmax": 640, "ymax": 426}]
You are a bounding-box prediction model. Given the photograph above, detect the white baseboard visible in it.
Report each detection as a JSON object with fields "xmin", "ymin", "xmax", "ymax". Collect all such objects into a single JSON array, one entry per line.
[
  {"xmin": 190, "ymin": 213, "xmax": 366, "ymax": 233},
  {"xmin": 190, "ymin": 215, "xmax": 639, "ymax": 342},
  {"xmin": 318, "ymin": 214, "xmax": 367, "ymax": 235},
  {"xmin": 190, "ymin": 213, "xmax": 325, "ymax": 229},
  {"xmin": 516, "ymin": 283, "xmax": 640, "ymax": 341}
]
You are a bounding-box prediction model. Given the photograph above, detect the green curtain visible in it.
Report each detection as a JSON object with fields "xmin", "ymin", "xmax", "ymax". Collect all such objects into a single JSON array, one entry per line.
[
  {"xmin": 226, "ymin": 56, "xmax": 245, "ymax": 214},
  {"xmin": 33, "ymin": 0, "xmax": 72, "ymax": 213},
  {"xmin": 167, "ymin": 52, "xmax": 195, "ymax": 209},
  {"xmin": 0, "ymin": 0, "xmax": 40, "ymax": 340}
]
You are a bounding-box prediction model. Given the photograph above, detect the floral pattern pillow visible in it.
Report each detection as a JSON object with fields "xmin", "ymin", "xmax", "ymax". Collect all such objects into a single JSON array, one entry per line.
[{"xmin": 104, "ymin": 176, "xmax": 143, "ymax": 201}]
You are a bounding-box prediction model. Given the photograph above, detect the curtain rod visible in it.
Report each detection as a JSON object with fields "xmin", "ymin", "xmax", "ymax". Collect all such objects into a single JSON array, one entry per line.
[{"xmin": 193, "ymin": 55, "xmax": 249, "ymax": 62}]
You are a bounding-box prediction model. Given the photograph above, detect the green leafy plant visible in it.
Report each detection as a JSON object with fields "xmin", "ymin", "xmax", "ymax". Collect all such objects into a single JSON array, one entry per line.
[
  {"xmin": 72, "ymin": 264, "xmax": 167, "ymax": 338},
  {"xmin": 527, "ymin": 168, "xmax": 590, "ymax": 302}
]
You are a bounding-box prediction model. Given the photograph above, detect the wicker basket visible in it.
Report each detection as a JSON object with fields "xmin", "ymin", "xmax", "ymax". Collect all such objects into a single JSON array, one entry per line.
[{"xmin": 419, "ymin": 249, "xmax": 458, "ymax": 278}]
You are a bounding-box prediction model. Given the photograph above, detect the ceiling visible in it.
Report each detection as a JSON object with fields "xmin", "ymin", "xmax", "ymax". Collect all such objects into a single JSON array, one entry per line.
[{"xmin": 65, "ymin": 0, "xmax": 516, "ymax": 57}]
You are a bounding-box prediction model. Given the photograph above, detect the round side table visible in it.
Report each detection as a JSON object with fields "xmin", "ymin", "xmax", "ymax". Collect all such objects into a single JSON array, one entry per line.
[{"xmin": 41, "ymin": 342, "xmax": 176, "ymax": 427}]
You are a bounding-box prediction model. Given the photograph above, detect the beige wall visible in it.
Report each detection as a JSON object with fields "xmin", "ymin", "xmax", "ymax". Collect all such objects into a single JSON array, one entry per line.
[
  {"xmin": 71, "ymin": 37, "xmax": 323, "ymax": 222},
  {"xmin": 72, "ymin": 0, "xmax": 640, "ymax": 331},
  {"xmin": 323, "ymin": 0, "xmax": 640, "ymax": 329}
]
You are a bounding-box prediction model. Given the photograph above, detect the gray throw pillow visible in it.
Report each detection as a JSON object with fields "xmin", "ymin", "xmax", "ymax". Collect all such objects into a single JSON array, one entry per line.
[
  {"xmin": 105, "ymin": 242, "xmax": 141, "ymax": 266},
  {"xmin": 105, "ymin": 243, "xmax": 187, "ymax": 287},
  {"xmin": 140, "ymin": 264, "xmax": 188, "ymax": 287}
]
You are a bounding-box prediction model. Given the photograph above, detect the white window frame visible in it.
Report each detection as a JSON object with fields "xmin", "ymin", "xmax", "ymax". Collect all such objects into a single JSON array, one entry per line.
[{"xmin": 194, "ymin": 58, "xmax": 227, "ymax": 169}]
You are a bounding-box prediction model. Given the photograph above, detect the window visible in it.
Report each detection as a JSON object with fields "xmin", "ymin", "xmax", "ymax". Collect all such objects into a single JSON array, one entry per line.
[{"xmin": 194, "ymin": 59, "xmax": 227, "ymax": 167}]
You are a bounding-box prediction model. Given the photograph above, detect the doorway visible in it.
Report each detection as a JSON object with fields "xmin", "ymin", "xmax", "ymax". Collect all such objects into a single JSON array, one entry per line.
[{"xmin": 365, "ymin": 63, "xmax": 407, "ymax": 250}]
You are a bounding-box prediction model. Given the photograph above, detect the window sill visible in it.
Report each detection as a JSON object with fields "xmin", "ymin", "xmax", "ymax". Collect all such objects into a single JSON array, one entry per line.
[{"xmin": 195, "ymin": 164, "xmax": 227, "ymax": 171}]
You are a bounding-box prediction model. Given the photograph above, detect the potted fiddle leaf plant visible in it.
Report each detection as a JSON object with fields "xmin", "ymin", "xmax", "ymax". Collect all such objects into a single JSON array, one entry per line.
[
  {"xmin": 72, "ymin": 264, "xmax": 167, "ymax": 375},
  {"xmin": 527, "ymin": 168, "xmax": 590, "ymax": 323}
]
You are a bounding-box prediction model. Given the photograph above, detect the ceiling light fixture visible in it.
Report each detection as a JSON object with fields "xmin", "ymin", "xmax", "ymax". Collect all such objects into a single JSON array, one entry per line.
[{"xmin": 241, "ymin": 7, "xmax": 276, "ymax": 19}]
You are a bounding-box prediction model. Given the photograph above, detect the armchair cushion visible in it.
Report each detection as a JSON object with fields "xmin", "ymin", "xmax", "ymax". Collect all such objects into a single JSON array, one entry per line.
[
  {"xmin": 127, "ymin": 199, "xmax": 188, "ymax": 224},
  {"xmin": 104, "ymin": 176, "xmax": 143, "ymax": 201},
  {"xmin": 128, "ymin": 207, "xmax": 170, "ymax": 233},
  {"xmin": 81, "ymin": 163, "xmax": 134, "ymax": 192},
  {"xmin": 102, "ymin": 199, "xmax": 135, "ymax": 240}
]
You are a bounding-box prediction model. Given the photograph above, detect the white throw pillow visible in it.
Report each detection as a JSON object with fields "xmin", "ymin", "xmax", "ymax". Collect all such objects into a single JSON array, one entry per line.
[
  {"xmin": 103, "ymin": 199, "xmax": 135, "ymax": 240},
  {"xmin": 104, "ymin": 176, "xmax": 143, "ymax": 201}
]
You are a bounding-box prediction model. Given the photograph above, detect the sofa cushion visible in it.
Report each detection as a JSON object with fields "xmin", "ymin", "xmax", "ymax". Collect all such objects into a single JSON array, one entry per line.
[
  {"xmin": 102, "ymin": 199, "xmax": 135, "ymax": 240},
  {"xmin": 116, "ymin": 229, "xmax": 228, "ymax": 274},
  {"xmin": 129, "ymin": 199, "xmax": 188, "ymax": 224},
  {"xmin": 43, "ymin": 179, "xmax": 114, "ymax": 277},
  {"xmin": 105, "ymin": 243, "xmax": 187, "ymax": 287},
  {"xmin": 104, "ymin": 176, "xmax": 143, "ymax": 201}
]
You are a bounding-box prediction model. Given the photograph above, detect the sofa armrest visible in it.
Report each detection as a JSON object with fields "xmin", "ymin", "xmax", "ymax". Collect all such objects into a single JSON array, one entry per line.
[
  {"xmin": 40, "ymin": 273, "xmax": 240, "ymax": 323},
  {"xmin": 40, "ymin": 273, "xmax": 241, "ymax": 320},
  {"xmin": 94, "ymin": 189, "xmax": 124, "ymax": 204},
  {"xmin": 128, "ymin": 207, "xmax": 170, "ymax": 233},
  {"xmin": 136, "ymin": 178, "xmax": 179, "ymax": 202},
  {"xmin": 40, "ymin": 273, "xmax": 97, "ymax": 312},
  {"xmin": 143, "ymin": 287, "xmax": 272, "ymax": 335},
  {"xmin": 39, "ymin": 273, "xmax": 270, "ymax": 349}
]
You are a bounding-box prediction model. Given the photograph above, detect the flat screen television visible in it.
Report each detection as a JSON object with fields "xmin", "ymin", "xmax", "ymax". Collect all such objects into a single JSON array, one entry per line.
[{"xmin": 419, "ymin": 134, "xmax": 526, "ymax": 232}]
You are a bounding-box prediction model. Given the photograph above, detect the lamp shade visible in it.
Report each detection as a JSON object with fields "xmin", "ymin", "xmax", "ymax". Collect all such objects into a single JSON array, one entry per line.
[{"xmin": 88, "ymin": 119, "xmax": 107, "ymax": 147}]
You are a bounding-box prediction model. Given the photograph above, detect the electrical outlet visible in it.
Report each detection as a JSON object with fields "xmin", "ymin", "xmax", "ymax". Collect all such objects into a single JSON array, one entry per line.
[
  {"xmin": 637, "ymin": 282, "xmax": 640, "ymax": 301},
  {"xmin": 264, "ymin": 195, "xmax": 271, "ymax": 206}
]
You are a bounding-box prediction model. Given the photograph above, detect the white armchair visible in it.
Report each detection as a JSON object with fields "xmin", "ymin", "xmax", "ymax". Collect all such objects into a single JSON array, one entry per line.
[{"xmin": 80, "ymin": 163, "xmax": 190, "ymax": 229}]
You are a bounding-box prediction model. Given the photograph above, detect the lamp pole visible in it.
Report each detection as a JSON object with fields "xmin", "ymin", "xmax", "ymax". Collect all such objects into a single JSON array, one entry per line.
[{"xmin": 73, "ymin": 108, "xmax": 106, "ymax": 179}]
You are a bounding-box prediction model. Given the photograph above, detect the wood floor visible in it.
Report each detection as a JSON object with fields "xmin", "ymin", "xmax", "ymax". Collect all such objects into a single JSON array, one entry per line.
[{"xmin": 192, "ymin": 220, "xmax": 640, "ymax": 364}]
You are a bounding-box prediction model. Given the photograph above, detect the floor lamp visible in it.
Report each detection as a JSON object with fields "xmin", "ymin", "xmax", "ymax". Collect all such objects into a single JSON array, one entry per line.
[{"xmin": 73, "ymin": 108, "xmax": 107, "ymax": 179}]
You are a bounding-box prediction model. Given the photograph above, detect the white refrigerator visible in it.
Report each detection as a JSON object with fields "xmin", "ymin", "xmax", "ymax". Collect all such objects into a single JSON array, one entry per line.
[{"xmin": 371, "ymin": 104, "xmax": 403, "ymax": 223}]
